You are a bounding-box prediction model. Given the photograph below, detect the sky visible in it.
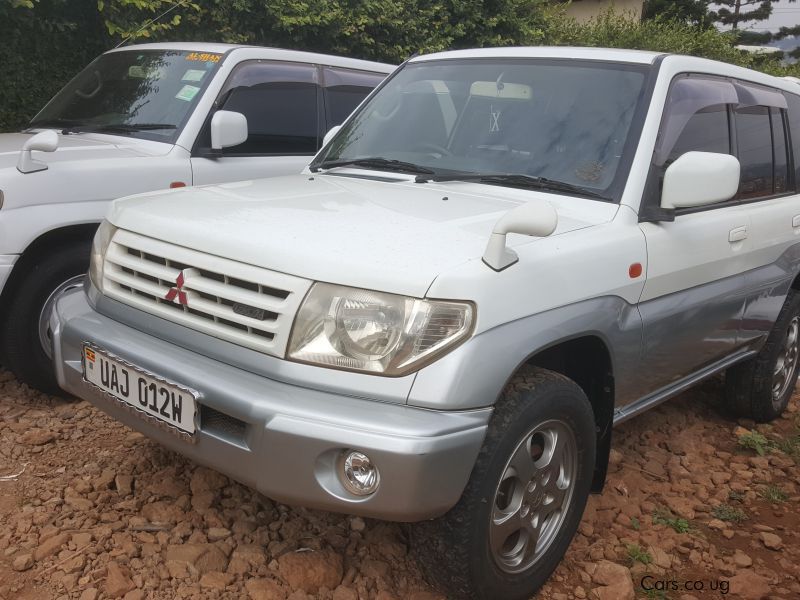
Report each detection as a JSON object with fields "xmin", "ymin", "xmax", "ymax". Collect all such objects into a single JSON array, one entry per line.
[{"xmin": 711, "ymin": 0, "xmax": 800, "ymax": 32}]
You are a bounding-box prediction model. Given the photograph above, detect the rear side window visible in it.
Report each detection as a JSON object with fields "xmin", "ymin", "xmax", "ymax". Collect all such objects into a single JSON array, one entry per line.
[
  {"xmin": 734, "ymin": 105, "xmax": 774, "ymax": 200},
  {"xmin": 217, "ymin": 61, "xmax": 320, "ymax": 155},
  {"xmin": 323, "ymin": 67, "xmax": 386, "ymax": 126}
]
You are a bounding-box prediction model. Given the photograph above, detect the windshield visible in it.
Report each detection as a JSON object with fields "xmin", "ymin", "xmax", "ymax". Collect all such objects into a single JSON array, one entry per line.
[
  {"xmin": 29, "ymin": 49, "xmax": 222, "ymax": 143},
  {"xmin": 314, "ymin": 58, "xmax": 650, "ymax": 201}
]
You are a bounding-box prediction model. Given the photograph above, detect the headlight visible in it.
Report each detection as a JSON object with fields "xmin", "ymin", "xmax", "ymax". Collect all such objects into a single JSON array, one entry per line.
[
  {"xmin": 288, "ymin": 283, "xmax": 474, "ymax": 375},
  {"xmin": 88, "ymin": 220, "xmax": 117, "ymax": 293}
]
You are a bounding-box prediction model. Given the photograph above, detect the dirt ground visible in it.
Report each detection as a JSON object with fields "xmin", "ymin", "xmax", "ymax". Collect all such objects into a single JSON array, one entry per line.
[{"xmin": 0, "ymin": 368, "xmax": 798, "ymax": 600}]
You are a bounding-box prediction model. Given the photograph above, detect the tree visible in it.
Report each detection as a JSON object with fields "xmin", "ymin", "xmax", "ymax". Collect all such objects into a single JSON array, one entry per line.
[
  {"xmin": 643, "ymin": 0, "xmax": 711, "ymax": 26},
  {"xmin": 709, "ymin": 0, "xmax": 781, "ymax": 30}
]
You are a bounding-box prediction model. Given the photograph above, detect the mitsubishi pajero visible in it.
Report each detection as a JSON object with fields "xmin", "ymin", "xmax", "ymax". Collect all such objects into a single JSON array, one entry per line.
[{"xmin": 51, "ymin": 47, "xmax": 800, "ymax": 599}]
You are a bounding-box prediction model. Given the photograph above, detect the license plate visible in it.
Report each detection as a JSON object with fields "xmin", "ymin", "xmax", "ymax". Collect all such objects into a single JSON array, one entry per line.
[{"xmin": 82, "ymin": 345, "xmax": 197, "ymax": 434}]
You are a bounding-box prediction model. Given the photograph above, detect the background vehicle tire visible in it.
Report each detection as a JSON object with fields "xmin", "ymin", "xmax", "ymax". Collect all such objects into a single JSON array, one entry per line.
[
  {"xmin": 725, "ymin": 289, "xmax": 800, "ymax": 423},
  {"xmin": 411, "ymin": 367, "xmax": 596, "ymax": 600},
  {"xmin": 1, "ymin": 242, "xmax": 90, "ymax": 395}
]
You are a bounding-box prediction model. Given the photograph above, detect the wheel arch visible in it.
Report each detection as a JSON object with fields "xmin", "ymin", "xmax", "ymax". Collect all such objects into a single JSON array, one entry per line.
[
  {"xmin": 0, "ymin": 223, "xmax": 99, "ymax": 318},
  {"xmin": 509, "ymin": 335, "xmax": 615, "ymax": 493}
]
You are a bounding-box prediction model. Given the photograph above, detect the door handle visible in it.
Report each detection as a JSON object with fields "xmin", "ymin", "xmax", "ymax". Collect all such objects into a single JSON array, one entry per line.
[
  {"xmin": 729, "ymin": 226, "xmax": 748, "ymax": 243},
  {"xmin": 793, "ymin": 215, "xmax": 800, "ymax": 228}
]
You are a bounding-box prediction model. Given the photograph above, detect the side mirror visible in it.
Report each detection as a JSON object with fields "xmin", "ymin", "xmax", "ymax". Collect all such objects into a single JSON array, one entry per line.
[
  {"xmin": 17, "ymin": 130, "xmax": 59, "ymax": 174},
  {"xmin": 661, "ymin": 151, "xmax": 740, "ymax": 210},
  {"xmin": 482, "ymin": 200, "xmax": 559, "ymax": 271},
  {"xmin": 210, "ymin": 110, "xmax": 248, "ymax": 150},
  {"xmin": 322, "ymin": 125, "xmax": 341, "ymax": 148}
]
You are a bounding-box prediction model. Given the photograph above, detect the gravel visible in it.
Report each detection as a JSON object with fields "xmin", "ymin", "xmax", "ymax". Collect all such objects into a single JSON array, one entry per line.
[{"xmin": 0, "ymin": 368, "xmax": 798, "ymax": 600}]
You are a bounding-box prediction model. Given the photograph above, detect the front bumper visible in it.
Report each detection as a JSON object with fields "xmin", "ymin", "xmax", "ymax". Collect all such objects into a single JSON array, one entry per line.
[{"xmin": 52, "ymin": 290, "xmax": 490, "ymax": 521}]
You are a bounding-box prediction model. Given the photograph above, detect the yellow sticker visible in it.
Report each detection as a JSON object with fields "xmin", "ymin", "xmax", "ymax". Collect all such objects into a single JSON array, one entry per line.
[
  {"xmin": 186, "ymin": 52, "xmax": 221, "ymax": 63},
  {"xmin": 85, "ymin": 348, "xmax": 95, "ymax": 362}
]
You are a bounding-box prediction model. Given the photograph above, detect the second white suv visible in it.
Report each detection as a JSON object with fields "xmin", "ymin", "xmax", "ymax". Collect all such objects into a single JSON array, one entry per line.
[
  {"xmin": 0, "ymin": 42, "xmax": 391, "ymax": 393},
  {"xmin": 52, "ymin": 47, "xmax": 800, "ymax": 599}
]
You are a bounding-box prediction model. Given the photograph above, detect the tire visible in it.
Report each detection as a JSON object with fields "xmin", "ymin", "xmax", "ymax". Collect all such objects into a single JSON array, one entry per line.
[
  {"xmin": 411, "ymin": 367, "xmax": 596, "ymax": 600},
  {"xmin": 725, "ymin": 288, "xmax": 800, "ymax": 423},
  {"xmin": 1, "ymin": 242, "xmax": 90, "ymax": 395}
]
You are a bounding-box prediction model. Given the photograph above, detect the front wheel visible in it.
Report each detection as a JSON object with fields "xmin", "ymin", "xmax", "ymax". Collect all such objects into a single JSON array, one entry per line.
[
  {"xmin": 1, "ymin": 242, "xmax": 90, "ymax": 394},
  {"xmin": 411, "ymin": 367, "xmax": 596, "ymax": 600}
]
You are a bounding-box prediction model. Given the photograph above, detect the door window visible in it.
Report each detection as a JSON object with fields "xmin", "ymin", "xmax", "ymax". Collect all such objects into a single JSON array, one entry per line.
[
  {"xmin": 734, "ymin": 105, "xmax": 775, "ymax": 200},
  {"xmin": 323, "ymin": 67, "xmax": 386, "ymax": 126},
  {"xmin": 214, "ymin": 61, "xmax": 320, "ymax": 155}
]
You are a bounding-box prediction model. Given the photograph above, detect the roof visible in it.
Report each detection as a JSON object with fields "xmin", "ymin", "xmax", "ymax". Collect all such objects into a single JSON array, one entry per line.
[
  {"xmin": 411, "ymin": 46, "xmax": 665, "ymax": 64},
  {"xmin": 105, "ymin": 42, "xmax": 395, "ymax": 72}
]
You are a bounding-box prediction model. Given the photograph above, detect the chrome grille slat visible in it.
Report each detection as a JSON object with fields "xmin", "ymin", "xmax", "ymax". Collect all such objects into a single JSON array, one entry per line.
[{"xmin": 102, "ymin": 229, "xmax": 312, "ymax": 356}]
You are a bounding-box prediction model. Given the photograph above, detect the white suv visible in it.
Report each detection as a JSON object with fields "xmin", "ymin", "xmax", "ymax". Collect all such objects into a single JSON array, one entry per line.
[
  {"xmin": 0, "ymin": 42, "xmax": 391, "ymax": 393},
  {"xmin": 52, "ymin": 47, "xmax": 800, "ymax": 599}
]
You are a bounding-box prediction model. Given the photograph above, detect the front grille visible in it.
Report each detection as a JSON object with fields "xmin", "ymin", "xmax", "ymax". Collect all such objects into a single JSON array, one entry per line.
[{"xmin": 102, "ymin": 229, "xmax": 312, "ymax": 356}]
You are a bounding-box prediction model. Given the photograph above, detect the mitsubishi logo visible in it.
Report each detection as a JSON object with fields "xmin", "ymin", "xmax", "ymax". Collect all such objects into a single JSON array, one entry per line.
[{"xmin": 165, "ymin": 270, "xmax": 189, "ymax": 305}]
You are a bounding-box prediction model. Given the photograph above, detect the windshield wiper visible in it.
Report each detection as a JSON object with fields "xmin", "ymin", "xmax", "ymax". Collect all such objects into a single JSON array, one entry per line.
[
  {"xmin": 310, "ymin": 157, "xmax": 435, "ymax": 175},
  {"xmin": 415, "ymin": 172, "xmax": 611, "ymax": 201},
  {"xmin": 59, "ymin": 123, "xmax": 177, "ymax": 134}
]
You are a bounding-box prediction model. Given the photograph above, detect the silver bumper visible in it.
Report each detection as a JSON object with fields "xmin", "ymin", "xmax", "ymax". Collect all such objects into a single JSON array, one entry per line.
[{"xmin": 52, "ymin": 290, "xmax": 489, "ymax": 521}]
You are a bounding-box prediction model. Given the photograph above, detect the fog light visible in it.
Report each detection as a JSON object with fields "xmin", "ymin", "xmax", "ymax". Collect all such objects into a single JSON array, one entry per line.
[{"xmin": 342, "ymin": 450, "xmax": 380, "ymax": 496}]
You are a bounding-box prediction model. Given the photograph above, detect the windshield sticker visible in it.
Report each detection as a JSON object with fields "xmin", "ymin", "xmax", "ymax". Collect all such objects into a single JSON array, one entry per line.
[
  {"xmin": 489, "ymin": 105, "xmax": 500, "ymax": 133},
  {"xmin": 185, "ymin": 52, "xmax": 221, "ymax": 63},
  {"xmin": 182, "ymin": 69, "xmax": 207, "ymax": 82},
  {"xmin": 175, "ymin": 84, "xmax": 200, "ymax": 102}
]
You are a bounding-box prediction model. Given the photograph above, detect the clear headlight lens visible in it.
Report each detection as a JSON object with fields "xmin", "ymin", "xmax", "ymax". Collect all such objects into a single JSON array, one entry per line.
[
  {"xmin": 288, "ymin": 283, "xmax": 474, "ymax": 375},
  {"xmin": 88, "ymin": 220, "xmax": 117, "ymax": 293}
]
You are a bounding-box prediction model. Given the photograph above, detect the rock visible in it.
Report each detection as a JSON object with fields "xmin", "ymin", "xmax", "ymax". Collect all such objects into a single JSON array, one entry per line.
[
  {"xmin": 165, "ymin": 543, "xmax": 229, "ymax": 576},
  {"xmin": 728, "ymin": 571, "xmax": 771, "ymax": 599},
  {"xmin": 105, "ymin": 562, "xmax": 135, "ymax": 598},
  {"xmin": 21, "ymin": 429, "xmax": 57, "ymax": 445},
  {"xmin": 123, "ymin": 591, "xmax": 145, "ymax": 600},
  {"xmin": 141, "ymin": 501, "xmax": 183, "ymax": 524},
  {"xmin": 758, "ymin": 532, "xmax": 783, "ymax": 550},
  {"xmin": 12, "ymin": 553, "xmax": 33, "ymax": 571},
  {"xmin": 278, "ymin": 550, "xmax": 344, "ymax": 593},
  {"xmin": 663, "ymin": 496, "xmax": 696, "ymax": 519},
  {"xmin": 34, "ymin": 532, "xmax": 70, "ymax": 561},
  {"xmin": 649, "ymin": 546, "xmax": 672, "ymax": 569},
  {"xmin": 200, "ymin": 571, "xmax": 234, "ymax": 590},
  {"xmin": 733, "ymin": 550, "xmax": 753, "ymax": 568},
  {"xmin": 333, "ymin": 586, "xmax": 358, "ymax": 600},
  {"xmin": 115, "ymin": 474, "xmax": 134, "ymax": 496},
  {"xmin": 207, "ymin": 527, "xmax": 231, "ymax": 541},
  {"xmin": 227, "ymin": 544, "xmax": 267, "ymax": 575},
  {"xmin": 349, "ymin": 517, "xmax": 366, "ymax": 532},
  {"xmin": 591, "ymin": 580, "xmax": 635, "ymax": 600},
  {"xmin": 245, "ymin": 578, "xmax": 287, "ymax": 600},
  {"xmin": 591, "ymin": 560, "xmax": 630, "ymax": 586},
  {"xmin": 79, "ymin": 590, "xmax": 99, "ymax": 600},
  {"xmin": 190, "ymin": 467, "xmax": 228, "ymax": 495}
]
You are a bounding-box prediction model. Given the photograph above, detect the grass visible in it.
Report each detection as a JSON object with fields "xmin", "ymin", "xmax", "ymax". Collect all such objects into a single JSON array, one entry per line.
[
  {"xmin": 712, "ymin": 504, "xmax": 748, "ymax": 523},
  {"xmin": 759, "ymin": 484, "xmax": 788, "ymax": 503},
  {"xmin": 630, "ymin": 516, "xmax": 641, "ymax": 531},
  {"xmin": 737, "ymin": 430, "xmax": 771, "ymax": 456},
  {"xmin": 652, "ymin": 510, "xmax": 691, "ymax": 534},
  {"xmin": 626, "ymin": 543, "xmax": 652, "ymax": 566},
  {"xmin": 728, "ymin": 490, "xmax": 745, "ymax": 503},
  {"xmin": 641, "ymin": 589, "xmax": 671, "ymax": 600},
  {"xmin": 771, "ymin": 432, "xmax": 800, "ymax": 463}
]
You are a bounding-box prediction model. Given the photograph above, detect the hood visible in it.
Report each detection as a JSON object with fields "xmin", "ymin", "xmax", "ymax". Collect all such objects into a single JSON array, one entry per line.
[
  {"xmin": 108, "ymin": 172, "xmax": 618, "ymax": 297},
  {"xmin": 0, "ymin": 130, "xmax": 172, "ymax": 171}
]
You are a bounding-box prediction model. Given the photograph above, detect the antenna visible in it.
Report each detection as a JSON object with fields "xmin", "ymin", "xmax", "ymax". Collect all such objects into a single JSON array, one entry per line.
[{"xmin": 113, "ymin": 0, "xmax": 191, "ymax": 49}]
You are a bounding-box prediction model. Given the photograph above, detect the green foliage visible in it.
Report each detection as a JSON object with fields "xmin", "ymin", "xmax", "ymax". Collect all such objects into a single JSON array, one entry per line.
[
  {"xmin": 712, "ymin": 503, "xmax": 748, "ymax": 523},
  {"xmin": 4, "ymin": 2, "xmax": 800, "ymax": 133},
  {"xmin": 625, "ymin": 543, "xmax": 653, "ymax": 565},
  {"xmin": 0, "ymin": 0, "xmax": 107, "ymax": 131},
  {"xmin": 759, "ymin": 484, "xmax": 788, "ymax": 503},
  {"xmin": 643, "ymin": 0, "xmax": 711, "ymax": 26},
  {"xmin": 652, "ymin": 509, "xmax": 691, "ymax": 533},
  {"xmin": 737, "ymin": 430, "xmax": 771, "ymax": 455}
]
